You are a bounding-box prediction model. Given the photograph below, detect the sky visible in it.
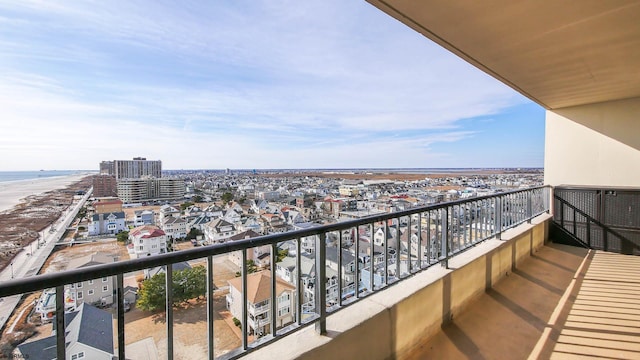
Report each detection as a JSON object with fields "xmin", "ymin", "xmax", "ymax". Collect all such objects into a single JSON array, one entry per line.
[{"xmin": 0, "ymin": 0, "xmax": 545, "ymax": 171}]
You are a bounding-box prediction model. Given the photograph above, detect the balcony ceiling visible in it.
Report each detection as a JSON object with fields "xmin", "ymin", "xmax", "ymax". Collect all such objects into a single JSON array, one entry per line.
[{"xmin": 367, "ymin": 0, "xmax": 640, "ymax": 109}]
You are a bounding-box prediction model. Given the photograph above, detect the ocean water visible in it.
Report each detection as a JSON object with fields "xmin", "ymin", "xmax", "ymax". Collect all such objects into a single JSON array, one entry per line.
[{"xmin": 0, "ymin": 170, "xmax": 83, "ymax": 183}]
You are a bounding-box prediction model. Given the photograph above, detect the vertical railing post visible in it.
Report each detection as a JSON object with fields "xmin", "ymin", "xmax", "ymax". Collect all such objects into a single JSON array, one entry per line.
[
  {"xmin": 354, "ymin": 227, "xmax": 360, "ymax": 298},
  {"xmin": 296, "ymin": 238, "xmax": 303, "ymax": 325},
  {"xmin": 338, "ymin": 231, "xmax": 344, "ymax": 305},
  {"xmin": 241, "ymin": 249, "xmax": 248, "ymax": 349},
  {"xmin": 207, "ymin": 256, "xmax": 215, "ymax": 360},
  {"xmin": 527, "ymin": 190, "xmax": 532, "ymax": 222},
  {"xmin": 369, "ymin": 223, "xmax": 374, "ymax": 291},
  {"xmin": 441, "ymin": 207, "xmax": 449, "ymax": 269},
  {"xmin": 417, "ymin": 213, "xmax": 422, "ymax": 270},
  {"xmin": 426, "ymin": 211, "xmax": 431, "ymax": 265},
  {"xmin": 270, "ymin": 243, "xmax": 278, "ymax": 338},
  {"xmin": 407, "ymin": 215, "xmax": 412, "ymax": 274},
  {"xmin": 383, "ymin": 221, "xmax": 388, "ymax": 285},
  {"xmin": 315, "ymin": 232, "xmax": 327, "ymax": 335},
  {"xmin": 117, "ymin": 273, "xmax": 126, "ymax": 360},
  {"xmin": 496, "ymin": 196, "xmax": 503, "ymax": 240},
  {"xmin": 166, "ymin": 265, "xmax": 174, "ymax": 360},
  {"xmin": 55, "ymin": 285, "xmax": 66, "ymax": 360}
]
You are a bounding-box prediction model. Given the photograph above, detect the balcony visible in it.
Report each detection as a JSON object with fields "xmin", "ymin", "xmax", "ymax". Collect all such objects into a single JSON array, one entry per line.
[{"xmin": 1, "ymin": 187, "xmax": 553, "ymax": 359}]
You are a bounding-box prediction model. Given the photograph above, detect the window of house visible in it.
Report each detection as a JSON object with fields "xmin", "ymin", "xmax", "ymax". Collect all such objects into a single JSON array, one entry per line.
[
  {"xmin": 103, "ymin": 285, "xmax": 109, "ymax": 292},
  {"xmin": 278, "ymin": 306, "xmax": 290, "ymax": 317},
  {"xmin": 77, "ymin": 291, "xmax": 83, "ymax": 299},
  {"xmin": 279, "ymin": 293, "xmax": 290, "ymax": 303},
  {"xmin": 138, "ymin": 246, "xmax": 144, "ymax": 250},
  {"xmin": 102, "ymin": 277, "xmax": 108, "ymax": 282},
  {"xmin": 88, "ymin": 289, "xmax": 94, "ymax": 296},
  {"xmin": 76, "ymin": 282, "xmax": 82, "ymax": 288},
  {"xmin": 88, "ymin": 279, "xmax": 93, "ymax": 285}
]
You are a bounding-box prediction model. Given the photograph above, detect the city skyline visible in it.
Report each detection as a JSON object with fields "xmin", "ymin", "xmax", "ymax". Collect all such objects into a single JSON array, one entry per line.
[{"xmin": 0, "ymin": 1, "xmax": 544, "ymax": 171}]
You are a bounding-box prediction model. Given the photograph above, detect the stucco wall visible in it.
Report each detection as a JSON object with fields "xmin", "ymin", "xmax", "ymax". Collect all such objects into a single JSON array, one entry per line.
[
  {"xmin": 245, "ymin": 215, "xmax": 550, "ymax": 360},
  {"xmin": 544, "ymin": 97, "xmax": 640, "ymax": 187}
]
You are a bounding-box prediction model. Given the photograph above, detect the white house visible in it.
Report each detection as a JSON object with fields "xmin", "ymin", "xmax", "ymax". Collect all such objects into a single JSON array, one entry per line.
[
  {"xmin": 204, "ymin": 218, "xmax": 237, "ymax": 244},
  {"xmin": 128, "ymin": 225, "xmax": 167, "ymax": 258},
  {"xmin": 162, "ymin": 216, "xmax": 188, "ymax": 239},
  {"xmin": 133, "ymin": 209, "xmax": 154, "ymax": 226},
  {"xmin": 88, "ymin": 212, "xmax": 126, "ymax": 236},
  {"xmin": 227, "ymin": 271, "xmax": 296, "ymax": 337}
]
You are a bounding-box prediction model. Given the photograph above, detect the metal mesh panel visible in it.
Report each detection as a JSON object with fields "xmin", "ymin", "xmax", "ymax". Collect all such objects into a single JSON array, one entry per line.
[
  {"xmin": 554, "ymin": 187, "xmax": 640, "ymax": 254},
  {"xmin": 604, "ymin": 191, "xmax": 640, "ymax": 228}
]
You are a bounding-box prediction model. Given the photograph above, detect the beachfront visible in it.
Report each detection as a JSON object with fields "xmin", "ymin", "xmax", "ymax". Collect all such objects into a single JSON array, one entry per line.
[{"xmin": 0, "ymin": 174, "xmax": 91, "ymax": 213}]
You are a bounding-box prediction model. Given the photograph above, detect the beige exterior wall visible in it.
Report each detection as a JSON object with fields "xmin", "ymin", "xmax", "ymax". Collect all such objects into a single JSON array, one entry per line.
[{"xmin": 544, "ymin": 97, "xmax": 640, "ymax": 187}]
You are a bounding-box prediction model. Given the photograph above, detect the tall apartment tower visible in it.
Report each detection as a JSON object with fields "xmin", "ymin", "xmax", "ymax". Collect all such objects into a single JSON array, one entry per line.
[
  {"xmin": 100, "ymin": 161, "xmax": 115, "ymax": 175},
  {"xmin": 113, "ymin": 157, "xmax": 162, "ymax": 179}
]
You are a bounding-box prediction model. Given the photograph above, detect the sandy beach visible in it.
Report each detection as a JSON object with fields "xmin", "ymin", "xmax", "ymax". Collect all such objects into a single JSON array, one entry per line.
[{"xmin": 0, "ymin": 174, "xmax": 91, "ymax": 213}]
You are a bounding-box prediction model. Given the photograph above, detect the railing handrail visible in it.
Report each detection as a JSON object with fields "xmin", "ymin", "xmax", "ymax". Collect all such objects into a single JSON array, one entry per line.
[{"xmin": 0, "ymin": 185, "xmax": 549, "ymax": 298}]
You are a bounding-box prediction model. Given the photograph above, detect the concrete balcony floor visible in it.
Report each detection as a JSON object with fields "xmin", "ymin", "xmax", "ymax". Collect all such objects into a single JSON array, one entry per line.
[{"xmin": 405, "ymin": 243, "xmax": 640, "ymax": 360}]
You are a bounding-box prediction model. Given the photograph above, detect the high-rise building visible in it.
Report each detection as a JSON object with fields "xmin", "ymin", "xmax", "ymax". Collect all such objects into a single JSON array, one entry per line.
[
  {"xmin": 99, "ymin": 161, "xmax": 114, "ymax": 175},
  {"xmin": 113, "ymin": 157, "xmax": 162, "ymax": 179},
  {"xmin": 116, "ymin": 178, "xmax": 185, "ymax": 203},
  {"xmin": 92, "ymin": 174, "xmax": 117, "ymax": 197}
]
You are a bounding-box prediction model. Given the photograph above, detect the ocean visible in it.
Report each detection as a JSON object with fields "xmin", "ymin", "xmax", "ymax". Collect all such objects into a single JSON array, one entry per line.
[{"xmin": 0, "ymin": 170, "xmax": 84, "ymax": 183}]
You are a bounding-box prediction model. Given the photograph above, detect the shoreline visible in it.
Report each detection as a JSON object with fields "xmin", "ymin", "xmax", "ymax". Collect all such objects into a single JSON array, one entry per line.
[{"xmin": 0, "ymin": 173, "xmax": 92, "ymax": 213}]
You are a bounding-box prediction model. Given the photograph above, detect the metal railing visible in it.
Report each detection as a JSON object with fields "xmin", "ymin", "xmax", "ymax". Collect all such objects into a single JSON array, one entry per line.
[
  {"xmin": 0, "ymin": 186, "xmax": 550, "ymax": 360},
  {"xmin": 553, "ymin": 186, "xmax": 640, "ymax": 254}
]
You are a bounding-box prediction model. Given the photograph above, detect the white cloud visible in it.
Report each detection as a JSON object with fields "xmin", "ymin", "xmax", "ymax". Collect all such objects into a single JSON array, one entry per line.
[{"xmin": 0, "ymin": 0, "xmax": 536, "ymax": 170}]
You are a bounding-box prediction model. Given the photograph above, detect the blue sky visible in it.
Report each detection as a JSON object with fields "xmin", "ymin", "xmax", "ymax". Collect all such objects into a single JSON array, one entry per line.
[{"xmin": 0, "ymin": 0, "xmax": 544, "ymax": 171}]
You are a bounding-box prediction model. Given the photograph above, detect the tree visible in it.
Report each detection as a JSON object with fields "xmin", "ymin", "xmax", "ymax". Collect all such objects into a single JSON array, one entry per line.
[
  {"xmin": 116, "ymin": 231, "xmax": 129, "ymax": 243},
  {"xmin": 137, "ymin": 265, "xmax": 208, "ymax": 311},
  {"xmin": 191, "ymin": 195, "xmax": 203, "ymax": 203},
  {"xmin": 136, "ymin": 273, "xmax": 166, "ymax": 311},
  {"xmin": 185, "ymin": 228, "xmax": 203, "ymax": 241},
  {"xmin": 180, "ymin": 202, "xmax": 194, "ymax": 211},
  {"xmin": 221, "ymin": 192, "xmax": 234, "ymax": 205},
  {"xmin": 277, "ymin": 248, "xmax": 289, "ymax": 263}
]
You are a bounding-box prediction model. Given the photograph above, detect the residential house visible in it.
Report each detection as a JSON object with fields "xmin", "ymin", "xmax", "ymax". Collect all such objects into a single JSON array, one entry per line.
[
  {"xmin": 276, "ymin": 253, "xmax": 340, "ymax": 307},
  {"xmin": 326, "ymin": 246, "xmax": 357, "ymax": 289},
  {"xmin": 204, "ymin": 218, "xmax": 237, "ymax": 244},
  {"xmin": 223, "ymin": 208, "xmax": 242, "ymax": 225},
  {"xmin": 162, "ymin": 216, "xmax": 188, "ymax": 240},
  {"xmin": 239, "ymin": 215, "xmax": 263, "ymax": 234},
  {"xmin": 261, "ymin": 213, "xmax": 287, "ymax": 233},
  {"xmin": 183, "ymin": 205, "xmax": 203, "ymax": 218},
  {"xmin": 188, "ymin": 214, "xmax": 211, "ymax": 233},
  {"xmin": 66, "ymin": 253, "xmax": 116, "ymax": 308},
  {"xmin": 17, "ymin": 303, "xmax": 114, "ymax": 360},
  {"xmin": 88, "ymin": 212, "xmax": 126, "ymax": 236},
  {"xmin": 144, "ymin": 261, "xmax": 192, "ymax": 279},
  {"xmin": 159, "ymin": 204, "xmax": 180, "ymax": 223},
  {"xmin": 128, "ymin": 225, "xmax": 167, "ymax": 258},
  {"xmin": 204, "ymin": 204, "xmax": 224, "ymax": 219},
  {"xmin": 94, "ymin": 199, "xmax": 123, "ymax": 214},
  {"xmin": 133, "ymin": 209, "xmax": 154, "ymax": 226},
  {"xmin": 227, "ymin": 271, "xmax": 296, "ymax": 336},
  {"xmin": 282, "ymin": 209, "xmax": 305, "ymax": 226},
  {"xmin": 227, "ymin": 230, "xmax": 269, "ymax": 268}
]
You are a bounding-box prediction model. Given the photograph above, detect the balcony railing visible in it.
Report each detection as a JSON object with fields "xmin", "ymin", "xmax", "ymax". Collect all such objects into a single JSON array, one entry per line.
[
  {"xmin": 0, "ymin": 186, "xmax": 550, "ymax": 360},
  {"xmin": 553, "ymin": 186, "xmax": 640, "ymax": 254}
]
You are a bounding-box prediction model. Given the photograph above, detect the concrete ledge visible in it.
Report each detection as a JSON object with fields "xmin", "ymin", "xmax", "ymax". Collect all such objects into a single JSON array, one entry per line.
[{"xmin": 245, "ymin": 214, "xmax": 551, "ymax": 360}]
